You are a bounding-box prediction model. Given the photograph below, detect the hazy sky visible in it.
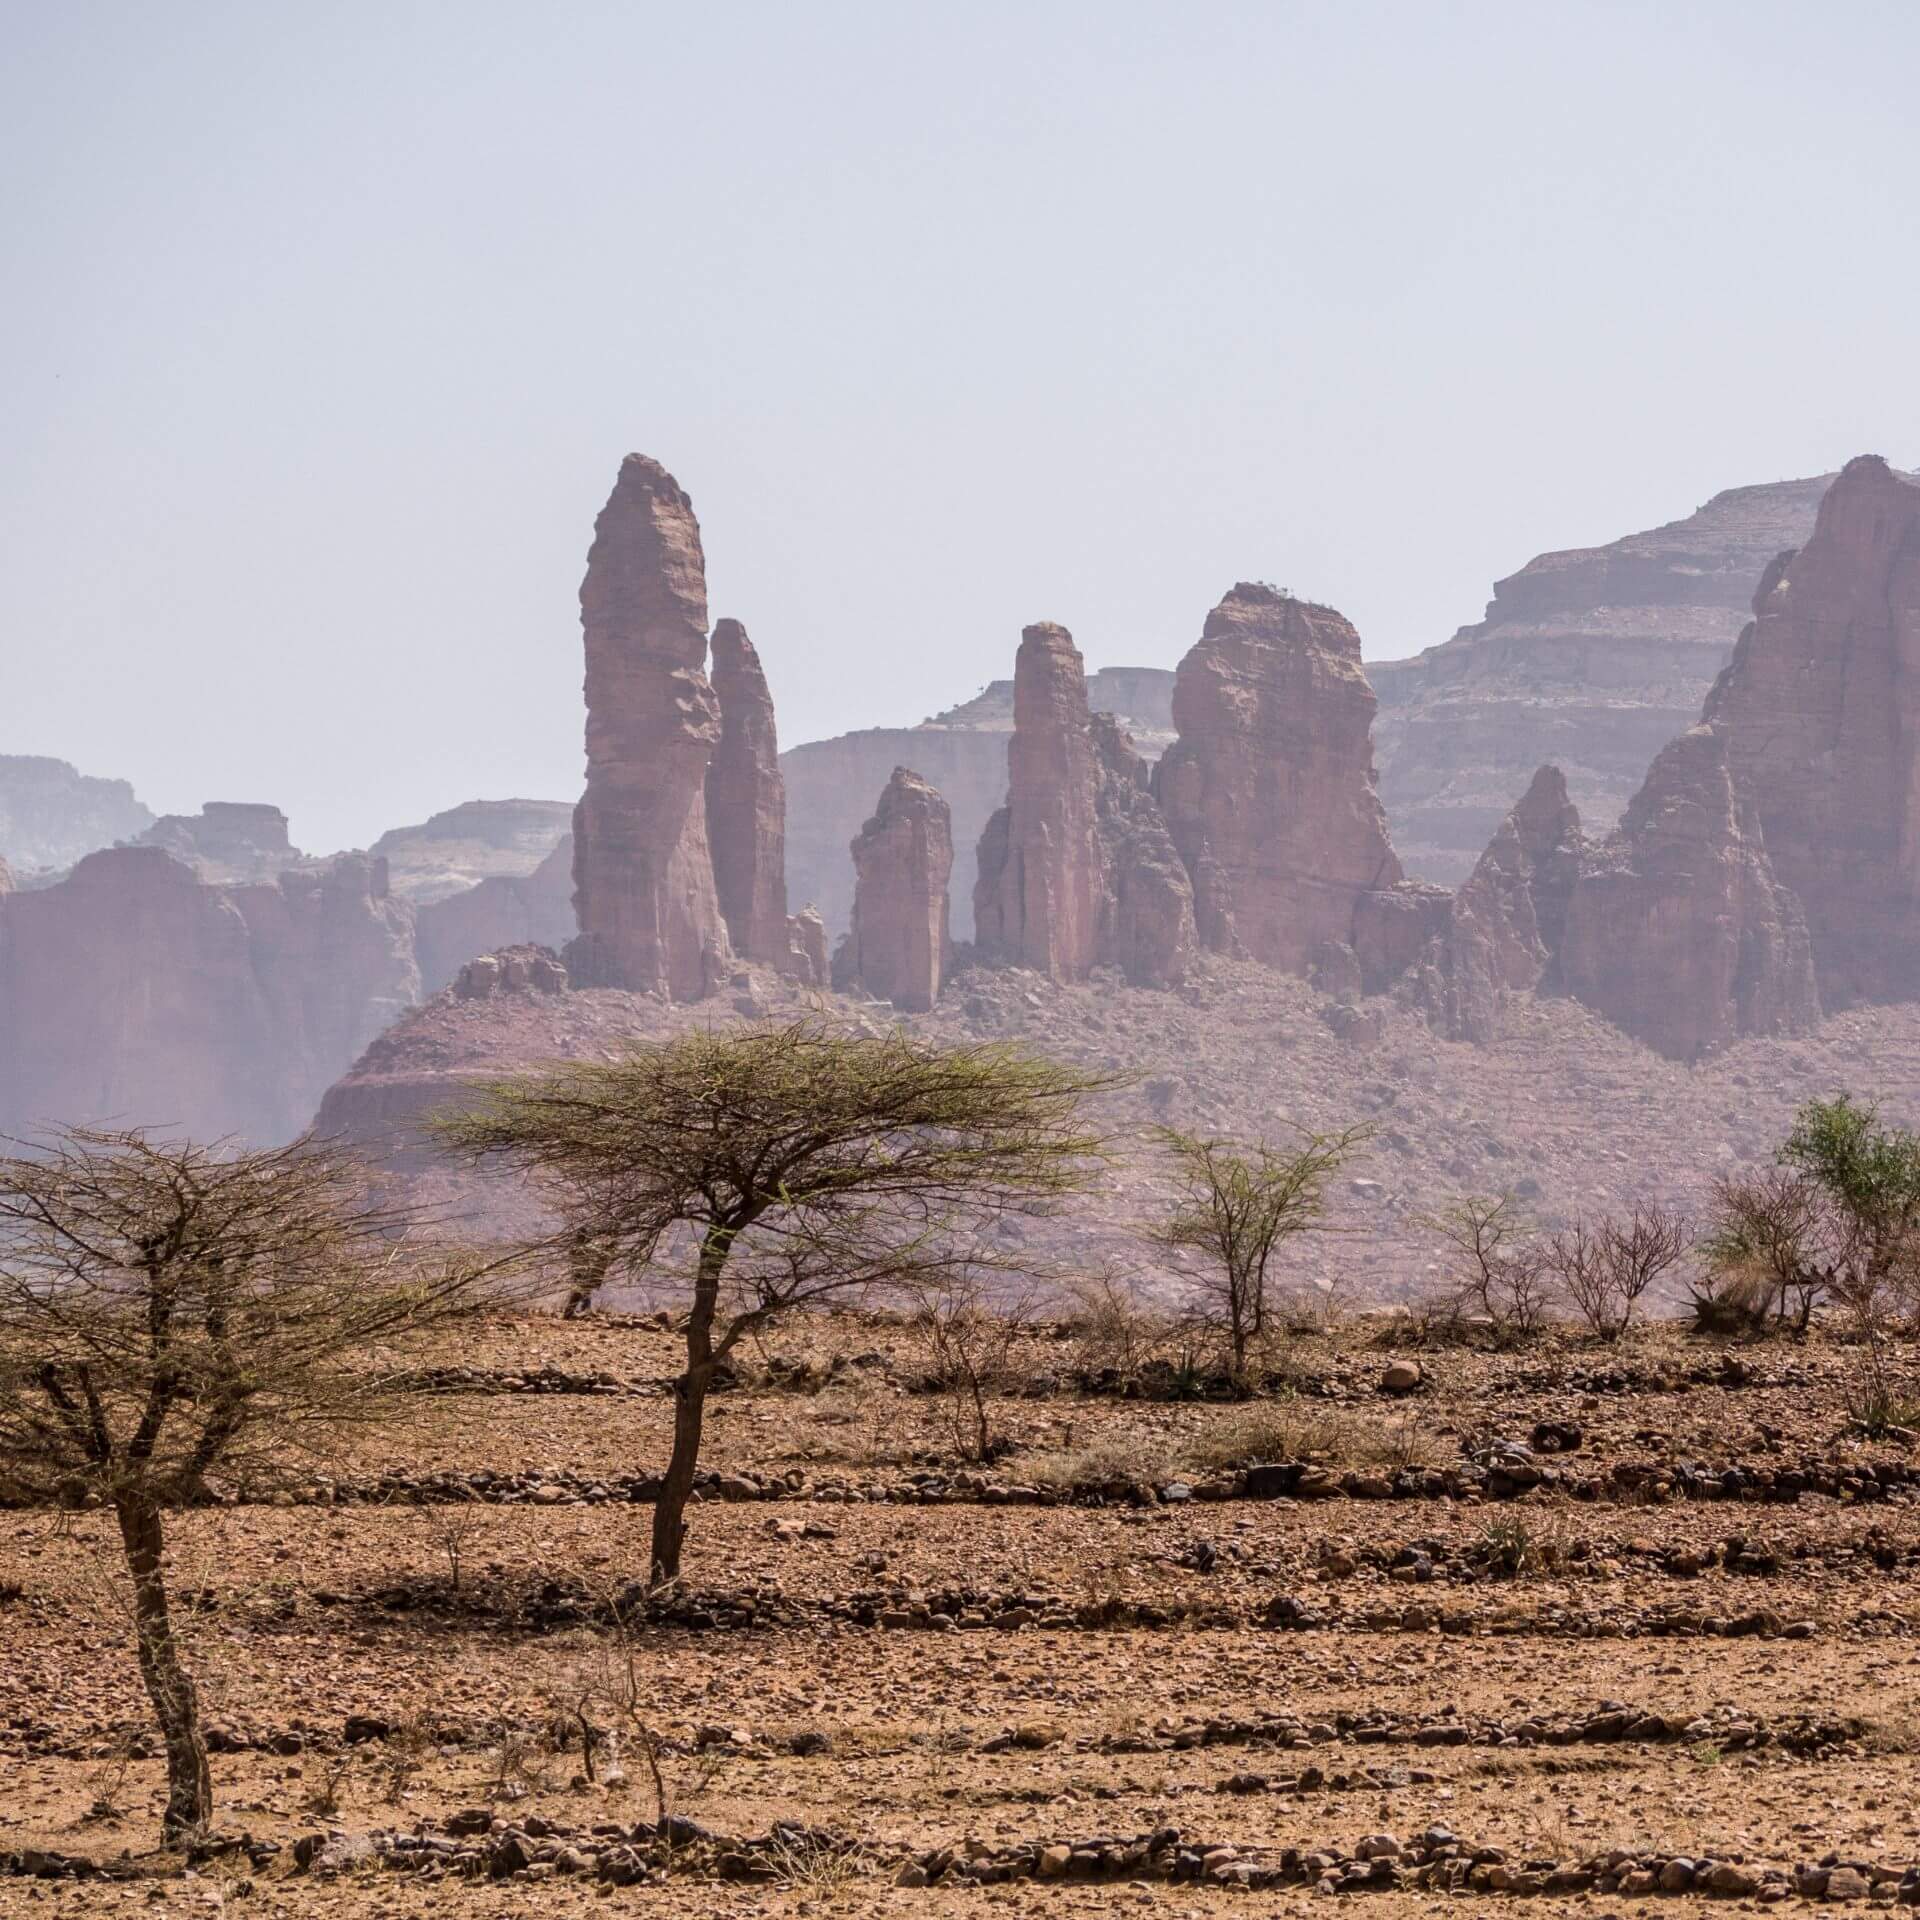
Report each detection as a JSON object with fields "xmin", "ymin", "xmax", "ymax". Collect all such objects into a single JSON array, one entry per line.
[{"xmin": 6, "ymin": 2, "xmax": 1917, "ymax": 853}]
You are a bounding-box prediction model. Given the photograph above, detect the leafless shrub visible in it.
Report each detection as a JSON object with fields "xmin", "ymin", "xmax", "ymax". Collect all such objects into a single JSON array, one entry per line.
[
  {"xmin": 1549, "ymin": 1203, "xmax": 1689, "ymax": 1340},
  {"xmin": 1063, "ymin": 1263, "xmax": 1175, "ymax": 1383},
  {"xmin": 907, "ymin": 1277, "xmax": 1033, "ymax": 1463},
  {"xmin": 1424, "ymin": 1195, "xmax": 1551, "ymax": 1345}
]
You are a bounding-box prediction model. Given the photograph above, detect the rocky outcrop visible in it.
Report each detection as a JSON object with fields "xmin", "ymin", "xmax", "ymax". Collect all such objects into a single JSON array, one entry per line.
[
  {"xmin": 1154, "ymin": 586, "xmax": 1402, "ymax": 974},
  {"xmin": 0, "ymin": 846, "xmax": 417, "ymax": 1141},
  {"xmin": 785, "ymin": 906, "xmax": 829, "ymax": 987},
  {"xmin": 452, "ymin": 944, "xmax": 568, "ymax": 1001},
  {"xmin": 1412, "ymin": 767, "xmax": 1586, "ymax": 1043},
  {"xmin": 972, "ymin": 625, "xmax": 1194, "ymax": 987},
  {"xmin": 372, "ymin": 799, "xmax": 573, "ymax": 904},
  {"xmin": 782, "ymin": 669, "xmax": 1176, "ymax": 942},
  {"xmin": 136, "ymin": 802, "xmax": 296, "ymax": 881},
  {"xmin": 1703, "ymin": 456, "xmax": 1920, "ymax": 1008},
  {"xmin": 706, "ymin": 619, "xmax": 789, "ymax": 965},
  {"xmin": 835, "ymin": 769, "xmax": 953, "ymax": 1011},
  {"xmin": 414, "ymin": 836, "xmax": 576, "ymax": 993},
  {"xmin": 568, "ymin": 454, "xmax": 729, "ymax": 998},
  {"xmin": 1371, "ymin": 471, "xmax": 1917, "ymax": 885},
  {"xmin": 0, "ymin": 755, "xmax": 153, "ymax": 877},
  {"xmin": 1558, "ymin": 728, "xmax": 1819, "ymax": 1061}
]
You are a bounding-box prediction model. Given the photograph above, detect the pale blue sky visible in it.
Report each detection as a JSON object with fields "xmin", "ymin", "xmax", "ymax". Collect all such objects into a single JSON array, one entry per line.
[{"xmin": 5, "ymin": 1, "xmax": 1916, "ymax": 851}]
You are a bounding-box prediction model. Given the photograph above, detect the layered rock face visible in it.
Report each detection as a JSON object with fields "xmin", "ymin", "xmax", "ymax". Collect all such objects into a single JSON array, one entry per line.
[
  {"xmin": 414, "ymin": 835, "xmax": 576, "ymax": 993},
  {"xmin": 1412, "ymin": 766, "xmax": 1586, "ymax": 1043},
  {"xmin": 136, "ymin": 801, "xmax": 297, "ymax": 881},
  {"xmin": 782, "ymin": 667, "xmax": 1176, "ymax": 941},
  {"xmin": 0, "ymin": 847, "xmax": 417, "ymax": 1141},
  {"xmin": 835, "ymin": 768, "xmax": 953, "ymax": 1011},
  {"xmin": 0, "ymin": 755, "xmax": 152, "ymax": 877},
  {"xmin": 372, "ymin": 798, "xmax": 573, "ymax": 904},
  {"xmin": 1154, "ymin": 586, "xmax": 1402, "ymax": 973},
  {"xmin": 706, "ymin": 619, "xmax": 790, "ymax": 965},
  {"xmin": 1559, "ymin": 728, "xmax": 1818, "ymax": 1061},
  {"xmin": 1371, "ymin": 471, "xmax": 1915, "ymax": 885},
  {"xmin": 569, "ymin": 454, "xmax": 729, "ymax": 997},
  {"xmin": 973, "ymin": 625, "xmax": 1194, "ymax": 987},
  {"xmin": 1703, "ymin": 456, "xmax": 1920, "ymax": 1007}
]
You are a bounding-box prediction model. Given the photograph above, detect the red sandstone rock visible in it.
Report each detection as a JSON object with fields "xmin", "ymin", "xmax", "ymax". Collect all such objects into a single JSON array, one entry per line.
[
  {"xmin": 453, "ymin": 944, "xmax": 568, "ymax": 1001},
  {"xmin": 136, "ymin": 801, "xmax": 296, "ymax": 881},
  {"xmin": 1559, "ymin": 727, "xmax": 1819, "ymax": 1061},
  {"xmin": 973, "ymin": 625, "xmax": 1195, "ymax": 988},
  {"xmin": 414, "ymin": 835, "xmax": 576, "ymax": 993},
  {"xmin": 569, "ymin": 454, "xmax": 730, "ymax": 998},
  {"xmin": 1703, "ymin": 456, "xmax": 1920, "ymax": 1007},
  {"xmin": 1154, "ymin": 585, "xmax": 1402, "ymax": 973},
  {"xmin": 0, "ymin": 846, "xmax": 417, "ymax": 1141},
  {"xmin": 836, "ymin": 768, "xmax": 953, "ymax": 1011},
  {"xmin": 785, "ymin": 906, "xmax": 829, "ymax": 987},
  {"xmin": 1412, "ymin": 766, "xmax": 1586, "ymax": 1042},
  {"xmin": 706, "ymin": 618, "xmax": 790, "ymax": 965}
]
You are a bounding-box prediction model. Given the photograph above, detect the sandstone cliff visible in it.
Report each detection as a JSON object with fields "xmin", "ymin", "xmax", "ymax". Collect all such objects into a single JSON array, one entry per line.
[
  {"xmin": 972, "ymin": 624, "xmax": 1194, "ymax": 987},
  {"xmin": 1703, "ymin": 456, "xmax": 1920, "ymax": 1008},
  {"xmin": 1371, "ymin": 472, "xmax": 1914, "ymax": 885},
  {"xmin": 706, "ymin": 618, "xmax": 790, "ymax": 965},
  {"xmin": 1558, "ymin": 727, "xmax": 1819, "ymax": 1061},
  {"xmin": 136, "ymin": 801, "xmax": 298, "ymax": 881},
  {"xmin": 0, "ymin": 846, "xmax": 418, "ymax": 1141},
  {"xmin": 413, "ymin": 835, "xmax": 576, "ymax": 993},
  {"xmin": 1154, "ymin": 585, "xmax": 1402, "ymax": 974},
  {"xmin": 1411, "ymin": 766, "xmax": 1585, "ymax": 1044},
  {"xmin": 0, "ymin": 755, "xmax": 152, "ymax": 877},
  {"xmin": 782, "ymin": 667, "xmax": 1176, "ymax": 941},
  {"xmin": 568, "ymin": 454, "xmax": 729, "ymax": 998},
  {"xmin": 835, "ymin": 768, "xmax": 953, "ymax": 1012},
  {"xmin": 372, "ymin": 798, "xmax": 573, "ymax": 904}
]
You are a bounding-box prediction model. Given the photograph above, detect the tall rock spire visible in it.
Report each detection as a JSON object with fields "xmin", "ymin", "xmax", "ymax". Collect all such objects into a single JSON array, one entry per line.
[
  {"xmin": 568, "ymin": 454, "xmax": 730, "ymax": 998},
  {"xmin": 836, "ymin": 767, "xmax": 952, "ymax": 1011},
  {"xmin": 706, "ymin": 618, "xmax": 790, "ymax": 965},
  {"xmin": 1154, "ymin": 585, "xmax": 1401, "ymax": 973}
]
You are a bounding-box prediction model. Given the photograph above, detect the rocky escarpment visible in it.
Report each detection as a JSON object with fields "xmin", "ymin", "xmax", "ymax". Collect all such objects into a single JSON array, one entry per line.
[
  {"xmin": 1410, "ymin": 767, "xmax": 1585, "ymax": 1045},
  {"xmin": 413, "ymin": 835, "xmax": 576, "ymax": 994},
  {"xmin": 371, "ymin": 798, "xmax": 573, "ymax": 904},
  {"xmin": 1558, "ymin": 729, "xmax": 1819, "ymax": 1061},
  {"xmin": 0, "ymin": 754, "xmax": 152, "ymax": 878},
  {"xmin": 1154, "ymin": 586, "xmax": 1426, "ymax": 979},
  {"xmin": 1415, "ymin": 738, "xmax": 1819, "ymax": 1063},
  {"xmin": 568, "ymin": 454, "xmax": 730, "ymax": 998},
  {"xmin": 1371, "ymin": 473, "xmax": 1899, "ymax": 886},
  {"xmin": 135, "ymin": 801, "xmax": 297, "ymax": 881},
  {"xmin": 783, "ymin": 669, "xmax": 1176, "ymax": 942},
  {"xmin": 0, "ymin": 846, "xmax": 417, "ymax": 1141},
  {"xmin": 706, "ymin": 618, "xmax": 791, "ymax": 967},
  {"xmin": 973, "ymin": 624, "xmax": 1194, "ymax": 987},
  {"xmin": 835, "ymin": 768, "xmax": 953, "ymax": 1012},
  {"xmin": 1703, "ymin": 456, "xmax": 1920, "ymax": 1008}
]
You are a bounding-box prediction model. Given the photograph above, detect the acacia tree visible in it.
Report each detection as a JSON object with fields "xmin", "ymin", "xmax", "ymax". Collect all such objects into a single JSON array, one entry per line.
[
  {"xmin": 0, "ymin": 1129, "xmax": 511, "ymax": 1848},
  {"xmin": 1150, "ymin": 1125, "xmax": 1370, "ymax": 1378},
  {"xmin": 437, "ymin": 1021, "xmax": 1115, "ymax": 1579}
]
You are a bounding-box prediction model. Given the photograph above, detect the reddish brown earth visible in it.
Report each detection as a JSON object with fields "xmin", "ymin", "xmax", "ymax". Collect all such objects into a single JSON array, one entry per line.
[
  {"xmin": 4, "ymin": 1310, "xmax": 1919, "ymax": 1916},
  {"xmin": 834, "ymin": 769, "xmax": 954, "ymax": 1014},
  {"xmin": 568, "ymin": 455, "xmax": 730, "ymax": 998}
]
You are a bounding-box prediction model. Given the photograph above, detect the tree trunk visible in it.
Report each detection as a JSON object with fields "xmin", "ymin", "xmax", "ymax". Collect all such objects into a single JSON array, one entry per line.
[
  {"xmin": 115, "ymin": 1496, "xmax": 212, "ymax": 1846},
  {"xmin": 648, "ymin": 1233, "xmax": 728, "ymax": 1581}
]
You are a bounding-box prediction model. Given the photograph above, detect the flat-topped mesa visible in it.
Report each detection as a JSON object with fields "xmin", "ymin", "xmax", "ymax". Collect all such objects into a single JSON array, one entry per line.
[
  {"xmin": 1703, "ymin": 455, "xmax": 1920, "ymax": 1007},
  {"xmin": 973, "ymin": 624, "xmax": 1196, "ymax": 987},
  {"xmin": 568, "ymin": 454, "xmax": 730, "ymax": 998},
  {"xmin": 706, "ymin": 617, "xmax": 790, "ymax": 966},
  {"xmin": 1559, "ymin": 727, "xmax": 1819, "ymax": 1061},
  {"xmin": 137, "ymin": 801, "xmax": 298, "ymax": 881},
  {"xmin": 1411, "ymin": 766, "xmax": 1587, "ymax": 1043},
  {"xmin": 1153, "ymin": 584, "xmax": 1404, "ymax": 973},
  {"xmin": 834, "ymin": 767, "xmax": 953, "ymax": 1012}
]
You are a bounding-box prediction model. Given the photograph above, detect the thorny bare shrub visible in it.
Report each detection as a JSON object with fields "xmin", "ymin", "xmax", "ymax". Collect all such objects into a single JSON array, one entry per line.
[
  {"xmin": 1550, "ymin": 1204, "xmax": 1690, "ymax": 1340},
  {"xmin": 906, "ymin": 1276, "xmax": 1034, "ymax": 1464},
  {"xmin": 1062, "ymin": 1263, "xmax": 1178, "ymax": 1384},
  {"xmin": 1424, "ymin": 1194, "xmax": 1551, "ymax": 1345}
]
